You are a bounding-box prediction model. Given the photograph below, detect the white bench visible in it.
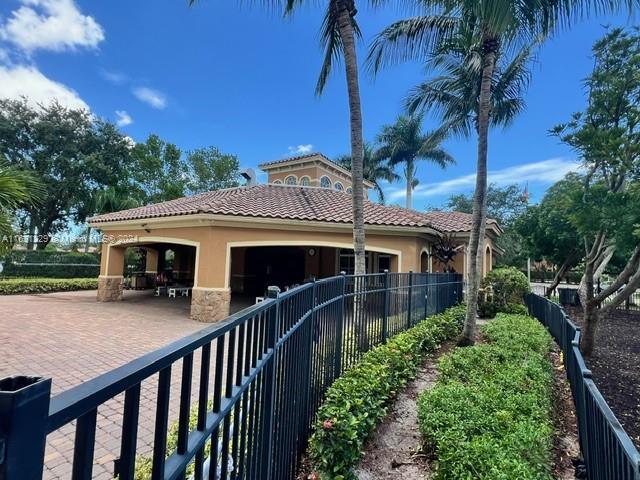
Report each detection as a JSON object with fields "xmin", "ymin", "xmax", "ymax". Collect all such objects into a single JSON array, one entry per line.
[{"xmin": 168, "ymin": 287, "xmax": 191, "ymax": 298}]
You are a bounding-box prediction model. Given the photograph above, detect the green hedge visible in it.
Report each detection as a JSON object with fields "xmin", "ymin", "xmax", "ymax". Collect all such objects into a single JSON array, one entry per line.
[
  {"xmin": 308, "ymin": 304, "xmax": 467, "ymax": 480},
  {"xmin": 417, "ymin": 313, "xmax": 554, "ymax": 479},
  {"xmin": 0, "ymin": 250, "xmax": 100, "ymax": 278},
  {"xmin": 0, "ymin": 278, "xmax": 98, "ymax": 295}
]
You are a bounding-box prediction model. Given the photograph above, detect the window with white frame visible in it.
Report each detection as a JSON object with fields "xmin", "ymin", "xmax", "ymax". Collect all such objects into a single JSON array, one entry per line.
[
  {"xmin": 285, "ymin": 175, "xmax": 297, "ymax": 185},
  {"xmin": 334, "ymin": 182, "xmax": 344, "ymax": 191},
  {"xmin": 346, "ymin": 187, "xmax": 353, "ymax": 194},
  {"xmin": 300, "ymin": 176, "xmax": 310, "ymax": 186},
  {"xmin": 320, "ymin": 176, "xmax": 332, "ymax": 189},
  {"xmin": 273, "ymin": 179, "xmax": 282, "ymax": 184},
  {"xmin": 339, "ymin": 249, "xmax": 370, "ymax": 275}
]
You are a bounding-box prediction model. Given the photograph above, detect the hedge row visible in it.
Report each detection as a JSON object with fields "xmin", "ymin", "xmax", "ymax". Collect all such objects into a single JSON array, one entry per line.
[
  {"xmin": 0, "ymin": 251, "xmax": 100, "ymax": 278},
  {"xmin": 308, "ymin": 304, "xmax": 467, "ymax": 480},
  {"xmin": 417, "ymin": 313, "xmax": 555, "ymax": 479},
  {"xmin": 0, "ymin": 278, "xmax": 99, "ymax": 295}
]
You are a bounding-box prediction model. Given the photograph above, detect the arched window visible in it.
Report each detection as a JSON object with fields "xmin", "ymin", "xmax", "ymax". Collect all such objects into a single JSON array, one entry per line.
[
  {"xmin": 346, "ymin": 187, "xmax": 353, "ymax": 194},
  {"xmin": 272, "ymin": 179, "xmax": 283, "ymax": 185},
  {"xmin": 334, "ymin": 182, "xmax": 344, "ymax": 191},
  {"xmin": 300, "ymin": 176, "xmax": 310, "ymax": 186},
  {"xmin": 320, "ymin": 176, "xmax": 332, "ymax": 189},
  {"xmin": 285, "ymin": 175, "xmax": 297, "ymax": 185}
]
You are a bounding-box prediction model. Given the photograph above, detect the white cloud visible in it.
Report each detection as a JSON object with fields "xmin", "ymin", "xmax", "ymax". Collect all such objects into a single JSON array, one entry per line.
[
  {"xmin": 100, "ymin": 69, "xmax": 127, "ymax": 85},
  {"xmin": 387, "ymin": 158, "xmax": 582, "ymax": 201},
  {"xmin": 0, "ymin": 0, "xmax": 104, "ymax": 53},
  {"xmin": 132, "ymin": 86, "xmax": 167, "ymax": 109},
  {"xmin": 0, "ymin": 64, "xmax": 89, "ymax": 110},
  {"xmin": 288, "ymin": 144, "xmax": 313, "ymax": 155},
  {"xmin": 115, "ymin": 110, "xmax": 133, "ymax": 127}
]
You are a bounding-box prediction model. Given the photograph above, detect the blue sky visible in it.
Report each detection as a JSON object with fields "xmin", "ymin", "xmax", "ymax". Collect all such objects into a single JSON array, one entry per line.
[{"xmin": 0, "ymin": 0, "xmax": 636, "ymax": 209}]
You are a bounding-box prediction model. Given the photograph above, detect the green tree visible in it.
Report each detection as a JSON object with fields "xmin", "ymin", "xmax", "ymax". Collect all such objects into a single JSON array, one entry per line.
[
  {"xmin": 552, "ymin": 28, "xmax": 640, "ymax": 356},
  {"xmin": 443, "ymin": 183, "xmax": 529, "ymax": 267},
  {"xmin": 367, "ymin": 0, "xmax": 637, "ymax": 346},
  {"xmin": 185, "ymin": 146, "xmax": 240, "ymax": 194},
  {"xmin": 128, "ymin": 134, "xmax": 186, "ymax": 204},
  {"xmin": 189, "ymin": 0, "xmax": 368, "ymax": 276},
  {"xmin": 335, "ymin": 143, "xmax": 400, "ymax": 203},
  {"xmin": 374, "ymin": 114, "xmax": 453, "ymax": 209},
  {"xmin": 0, "ymin": 99, "xmax": 131, "ymax": 249},
  {"xmin": 515, "ymin": 174, "xmax": 584, "ymax": 296}
]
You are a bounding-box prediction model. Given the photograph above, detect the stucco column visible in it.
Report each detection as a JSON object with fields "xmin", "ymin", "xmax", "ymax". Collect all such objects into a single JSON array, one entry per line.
[
  {"xmin": 190, "ymin": 236, "xmax": 231, "ymax": 323},
  {"xmin": 145, "ymin": 248, "xmax": 159, "ymax": 275},
  {"xmin": 97, "ymin": 244, "xmax": 125, "ymax": 302}
]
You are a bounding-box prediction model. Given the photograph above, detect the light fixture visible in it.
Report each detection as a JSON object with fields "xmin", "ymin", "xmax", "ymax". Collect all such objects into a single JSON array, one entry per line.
[{"xmin": 308, "ymin": 248, "xmax": 316, "ymax": 257}]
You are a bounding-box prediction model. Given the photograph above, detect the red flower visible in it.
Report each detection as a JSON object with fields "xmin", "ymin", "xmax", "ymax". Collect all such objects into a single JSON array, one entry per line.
[
  {"xmin": 309, "ymin": 472, "xmax": 320, "ymax": 480},
  {"xmin": 323, "ymin": 420, "xmax": 334, "ymax": 430}
]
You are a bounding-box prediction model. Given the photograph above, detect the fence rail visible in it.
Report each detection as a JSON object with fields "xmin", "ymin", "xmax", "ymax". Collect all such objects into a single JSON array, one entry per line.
[
  {"xmin": 0, "ymin": 271, "xmax": 462, "ymax": 480},
  {"xmin": 531, "ymin": 284, "xmax": 640, "ymax": 312},
  {"xmin": 525, "ymin": 293, "xmax": 640, "ymax": 480}
]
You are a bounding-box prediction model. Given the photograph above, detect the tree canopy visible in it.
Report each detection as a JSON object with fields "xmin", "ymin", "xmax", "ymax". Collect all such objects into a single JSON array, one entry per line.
[{"xmin": 0, "ymin": 99, "xmax": 241, "ymax": 249}]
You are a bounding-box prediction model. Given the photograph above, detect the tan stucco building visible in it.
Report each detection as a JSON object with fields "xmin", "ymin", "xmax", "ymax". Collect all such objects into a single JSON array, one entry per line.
[{"xmin": 90, "ymin": 153, "xmax": 501, "ymax": 322}]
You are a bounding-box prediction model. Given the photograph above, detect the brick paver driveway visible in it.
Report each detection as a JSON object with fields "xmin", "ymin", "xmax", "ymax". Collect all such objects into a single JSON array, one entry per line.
[{"xmin": 0, "ymin": 289, "xmax": 236, "ymax": 479}]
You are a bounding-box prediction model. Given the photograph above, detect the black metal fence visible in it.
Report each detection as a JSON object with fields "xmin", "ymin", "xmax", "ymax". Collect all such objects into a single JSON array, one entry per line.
[
  {"xmin": 525, "ymin": 293, "xmax": 640, "ymax": 480},
  {"xmin": 531, "ymin": 284, "xmax": 640, "ymax": 312},
  {"xmin": 0, "ymin": 271, "xmax": 461, "ymax": 480}
]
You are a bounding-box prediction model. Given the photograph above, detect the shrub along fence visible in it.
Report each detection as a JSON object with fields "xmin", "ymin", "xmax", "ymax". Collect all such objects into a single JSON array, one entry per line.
[
  {"xmin": 525, "ymin": 293, "xmax": 640, "ymax": 480},
  {"xmin": 0, "ymin": 250, "xmax": 100, "ymax": 278},
  {"xmin": 0, "ymin": 271, "xmax": 462, "ymax": 480}
]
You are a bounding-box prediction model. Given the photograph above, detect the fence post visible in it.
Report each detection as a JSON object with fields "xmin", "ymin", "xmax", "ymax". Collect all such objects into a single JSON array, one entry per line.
[
  {"xmin": 0, "ymin": 375, "xmax": 52, "ymax": 480},
  {"xmin": 335, "ymin": 272, "xmax": 346, "ymax": 376},
  {"xmin": 407, "ymin": 271, "xmax": 414, "ymax": 328},
  {"xmin": 381, "ymin": 270, "xmax": 389, "ymax": 343},
  {"xmin": 424, "ymin": 273, "xmax": 429, "ymax": 320},
  {"xmin": 260, "ymin": 286, "xmax": 280, "ymax": 479}
]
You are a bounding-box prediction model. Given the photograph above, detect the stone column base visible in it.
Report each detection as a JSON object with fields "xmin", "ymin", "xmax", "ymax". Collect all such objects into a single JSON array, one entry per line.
[
  {"xmin": 191, "ymin": 288, "xmax": 231, "ymax": 323},
  {"xmin": 97, "ymin": 276, "xmax": 123, "ymax": 302}
]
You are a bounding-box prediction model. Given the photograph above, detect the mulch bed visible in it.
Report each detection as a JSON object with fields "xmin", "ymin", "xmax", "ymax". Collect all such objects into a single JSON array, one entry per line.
[{"xmin": 565, "ymin": 306, "xmax": 640, "ymax": 449}]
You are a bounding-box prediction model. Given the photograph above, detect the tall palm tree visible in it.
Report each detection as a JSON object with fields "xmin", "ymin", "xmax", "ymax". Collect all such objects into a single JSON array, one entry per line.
[
  {"xmin": 336, "ymin": 143, "xmax": 400, "ymax": 203},
  {"xmin": 374, "ymin": 114, "xmax": 453, "ymax": 209},
  {"xmin": 189, "ymin": 0, "xmax": 368, "ymax": 276},
  {"xmin": 368, "ymin": 0, "xmax": 637, "ymax": 346},
  {"xmin": 0, "ymin": 161, "xmax": 43, "ymax": 254}
]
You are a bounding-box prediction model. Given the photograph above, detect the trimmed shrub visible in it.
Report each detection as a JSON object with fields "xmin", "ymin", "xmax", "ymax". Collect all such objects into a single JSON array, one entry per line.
[
  {"xmin": 499, "ymin": 302, "xmax": 529, "ymax": 316},
  {"xmin": 308, "ymin": 304, "xmax": 467, "ymax": 480},
  {"xmin": 482, "ymin": 266, "xmax": 531, "ymax": 306},
  {"xmin": 0, "ymin": 278, "xmax": 98, "ymax": 294},
  {"xmin": 0, "ymin": 250, "xmax": 100, "ymax": 278},
  {"xmin": 417, "ymin": 313, "xmax": 554, "ymax": 479}
]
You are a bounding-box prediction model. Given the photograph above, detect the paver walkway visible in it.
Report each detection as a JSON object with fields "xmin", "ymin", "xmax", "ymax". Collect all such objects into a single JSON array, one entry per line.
[{"xmin": 0, "ymin": 289, "xmax": 241, "ymax": 479}]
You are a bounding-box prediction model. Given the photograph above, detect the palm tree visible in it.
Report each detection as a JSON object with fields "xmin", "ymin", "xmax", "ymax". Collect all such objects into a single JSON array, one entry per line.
[
  {"xmin": 336, "ymin": 143, "xmax": 400, "ymax": 203},
  {"xmin": 368, "ymin": 0, "xmax": 637, "ymax": 346},
  {"xmin": 0, "ymin": 162, "xmax": 43, "ymax": 254},
  {"xmin": 84, "ymin": 187, "xmax": 140, "ymax": 252},
  {"xmin": 374, "ymin": 114, "xmax": 453, "ymax": 209},
  {"xmin": 189, "ymin": 0, "xmax": 368, "ymax": 276}
]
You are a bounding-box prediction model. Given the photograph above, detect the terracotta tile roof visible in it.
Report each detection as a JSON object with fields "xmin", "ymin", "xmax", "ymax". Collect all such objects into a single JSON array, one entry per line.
[
  {"xmin": 89, "ymin": 184, "xmax": 439, "ymax": 229},
  {"xmin": 421, "ymin": 210, "xmax": 500, "ymax": 233},
  {"xmin": 258, "ymin": 152, "xmax": 330, "ymax": 169}
]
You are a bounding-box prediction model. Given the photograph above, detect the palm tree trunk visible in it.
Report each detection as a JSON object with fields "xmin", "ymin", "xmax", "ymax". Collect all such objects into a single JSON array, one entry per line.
[
  {"xmin": 459, "ymin": 38, "xmax": 497, "ymax": 347},
  {"xmin": 336, "ymin": 2, "xmax": 366, "ymax": 276},
  {"xmin": 405, "ymin": 159, "xmax": 413, "ymax": 210},
  {"xmin": 84, "ymin": 226, "xmax": 92, "ymax": 253}
]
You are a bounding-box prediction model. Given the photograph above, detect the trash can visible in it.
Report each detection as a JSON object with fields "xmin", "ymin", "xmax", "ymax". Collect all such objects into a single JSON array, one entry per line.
[{"xmin": 558, "ymin": 288, "xmax": 578, "ymax": 306}]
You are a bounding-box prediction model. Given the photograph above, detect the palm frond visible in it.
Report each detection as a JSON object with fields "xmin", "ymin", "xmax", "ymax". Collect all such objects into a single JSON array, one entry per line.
[
  {"xmin": 366, "ymin": 15, "xmax": 460, "ymax": 73},
  {"xmin": 316, "ymin": 2, "xmax": 361, "ymax": 95}
]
